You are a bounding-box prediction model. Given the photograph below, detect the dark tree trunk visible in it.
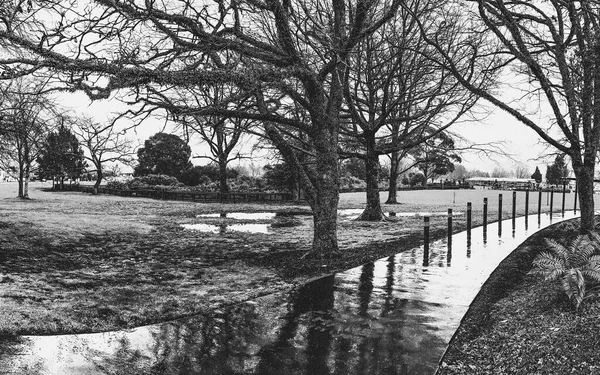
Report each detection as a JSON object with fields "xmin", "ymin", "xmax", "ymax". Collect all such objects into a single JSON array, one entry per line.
[
  {"xmin": 573, "ymin": 160, "xmax": 595, "ymax": 233},
  {"xmin": 218, "ymin": 156, "xmax": 229, "ymax": 194},
  {"xmin": 17, "ymin": 166, "xmax": 24, "ymax": 198},
  {"xmin": 358, "ymin": 133, "xmax": 385, "ymax": 220},
  {"xmin": 386, "ymin": 150, "xmax": 399, "ymax": 204},
  {"xmin": 93, "ymin": 167, "xmax": 102, "ymax": 195},
  {"xmin": 291, "ymin": 176, "xmax": 300, "ymax": 201},
  {"xmin": 311, "ymin": 129, "xmax": 340, "ymax": 257}
]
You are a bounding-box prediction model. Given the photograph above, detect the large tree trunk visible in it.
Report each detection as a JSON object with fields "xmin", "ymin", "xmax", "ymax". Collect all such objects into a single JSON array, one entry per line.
[
  {"xmin": 263, "ymin": 121, "xmax": 339, "ymax": 257},
  {"xmin": 386, "ymin": 150, "xmax": 399, "ymax": 204},
  {"xmin": 218, "ymin": 155, "xmax": 229, "ymax": 194},
  {"xmin": 358, "ymin": 134, "xmax": 385, "ymax": 221},
  {"xmin": 312, "ymin": 130, "xmax": 340, "ymax": 257},
  {"xmin": 573, "ymin": 160, "xmax": 595, "ymax": 233}
]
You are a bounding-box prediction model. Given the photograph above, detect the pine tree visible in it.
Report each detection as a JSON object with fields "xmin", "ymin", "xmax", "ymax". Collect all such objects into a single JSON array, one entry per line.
[
  {"xmin": 531, "ymin": 166, "xmax": 543, "ymax": 183},
  {"xmin": 37, "ymin": 126, "xmax": 87, "ymax": 189}
]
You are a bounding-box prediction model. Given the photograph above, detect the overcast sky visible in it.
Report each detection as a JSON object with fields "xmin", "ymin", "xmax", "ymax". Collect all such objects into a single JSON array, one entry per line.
[{"xmin": 61, "ymin": 89, "xmax": 556, "ymax": 177}]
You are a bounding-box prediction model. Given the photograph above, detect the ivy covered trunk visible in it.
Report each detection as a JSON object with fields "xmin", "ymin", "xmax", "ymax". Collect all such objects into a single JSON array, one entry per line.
[
  {"xmin": 312, "ymin": 127, "xmax": 340, "ymax": 257},
  {"xmin": 573, "ymin": 159, "xmax": 595, "ymax": 234},
  {"xmin": 358, "ymin": 133, "xmax": 385, "ymax": 220}
]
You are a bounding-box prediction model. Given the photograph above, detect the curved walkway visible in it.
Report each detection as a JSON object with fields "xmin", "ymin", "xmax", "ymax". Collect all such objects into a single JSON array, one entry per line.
[{"xmin": 0, "ymin": 211, "xmax": 579, "ymax": 375}]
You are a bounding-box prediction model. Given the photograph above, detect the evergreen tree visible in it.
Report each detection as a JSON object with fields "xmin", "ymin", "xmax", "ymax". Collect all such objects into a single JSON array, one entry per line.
[
  {"xmin": 531, "ymin": 166, "xmax": 543, "ymax": 184},
  {"xmin": 37, "ymin": 125, "xmax": 87, "ymax": 189},
  {"xmin": 134, "ymin": 133, "xmax": 192, "ymax": 180},
  {"xmin": 546, "ymin": 155, "xmax": 569, "ymax": 185}
]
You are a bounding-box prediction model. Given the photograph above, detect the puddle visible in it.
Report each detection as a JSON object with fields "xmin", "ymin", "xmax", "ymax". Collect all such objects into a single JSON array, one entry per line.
[
  {"xmin": 228, "ymin": 224, "xmax": 270, "ymax": 234},
  {"xmin": 182, "ymin": 223, "xmax": 271, "ymax": 234},
  {"xmin": 0, "ymin": 211, "xmax": 581, "ymax": 374},
  {"xmin": 196, "ymin": 212, "xmax": 277, "ymax": 220},
  {"xmin": 181, "ymin": 223, "xmax": 221, "ymax": 233}
]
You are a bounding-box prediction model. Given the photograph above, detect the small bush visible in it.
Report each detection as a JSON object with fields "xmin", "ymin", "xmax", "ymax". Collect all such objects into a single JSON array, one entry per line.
[
  {"xmin": 127, "ymin": 174, "xmax": 184, "ymax": 190},
  {"xmin": 106, "ymin": 180, "xmax": 129, "ymax": 190},
  {"xmin": 130, "ymin": 174, "xmax": 181, "ymax": 187}
]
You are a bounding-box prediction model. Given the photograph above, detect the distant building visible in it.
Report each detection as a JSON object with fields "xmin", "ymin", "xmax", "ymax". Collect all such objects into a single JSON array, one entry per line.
[{"xmin": 466, "ymin": 177, "xmax": 536, "ymax": 190}]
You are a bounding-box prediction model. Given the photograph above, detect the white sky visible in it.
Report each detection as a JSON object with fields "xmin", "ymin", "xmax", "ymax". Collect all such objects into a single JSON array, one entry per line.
[{"xmin": 60, "ymin": 89, "xmax": 555, "ymax": 177}]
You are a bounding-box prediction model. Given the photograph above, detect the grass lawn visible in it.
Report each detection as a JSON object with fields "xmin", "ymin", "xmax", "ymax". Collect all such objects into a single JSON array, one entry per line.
[{"xmin": 0, "ymin": 182, "xmax": 582, "ymax": 342}]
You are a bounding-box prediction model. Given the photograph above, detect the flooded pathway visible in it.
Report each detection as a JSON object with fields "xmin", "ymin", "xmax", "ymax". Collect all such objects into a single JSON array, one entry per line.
[{"xmin": 0, "ymin": 211, "xmax": 579, "ymax": 375}]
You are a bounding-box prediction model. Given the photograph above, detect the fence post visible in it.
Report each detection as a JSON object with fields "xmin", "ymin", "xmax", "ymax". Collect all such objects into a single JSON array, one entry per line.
[
  {"xmin": 498, "ymin": 194, "xmax": 503, "ymax": 236},
  {"xmin": 550, "ymin": 189, "xmax": 554, "ymax": 214},
  {"xmin": 538, "ymin": 188, "xmax": 542, "ymax": 217},
  {"xmin": 483, "ymin": 197, "xmax": 488, "ymax": 227},
  {"xmin": 512, "ymin": 191, "xmax": 516, "ymax": 224},
  {"xmin": 562, "ymin": 182, "xmax": 566, "ymax": 214},
  {"xmin": 498, "ymin": 194, "xmax": 503, "ymax": 223},
  {"xmin": 525, "ymin": 190, "xmax": 530, "ymax": 217},
  {"xmin": 467, "ymin": 202, "xmax": 472, "ymax": 236},
  {"xmin": 574, "ymin": 183, "xmax": 578, "ymax": 212},
  {"xmin": 447, "ymin": 208, "xmax": 452, "ymax": 247}
]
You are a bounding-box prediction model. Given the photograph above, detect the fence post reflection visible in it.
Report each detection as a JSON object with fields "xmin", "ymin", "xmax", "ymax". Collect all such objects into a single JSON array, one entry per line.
[{"xmin": 423, "ymin": 216, "xmax": 430, "ymax": 266}]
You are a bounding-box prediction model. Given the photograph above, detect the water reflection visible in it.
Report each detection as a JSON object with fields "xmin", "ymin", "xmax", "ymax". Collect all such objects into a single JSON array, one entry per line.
[
  {"xmin": 182, "ymin": 223, "xmax": 271, "ymax": 234},
  {"xmin": 0, "ymin": 212, "xmax": 581, "ymax": 375},
  {"xmin": 196, "ymin": 212, "xmax": 277, "ymax": 220}
]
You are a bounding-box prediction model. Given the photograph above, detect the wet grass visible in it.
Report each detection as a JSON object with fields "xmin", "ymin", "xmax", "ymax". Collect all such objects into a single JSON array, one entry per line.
[
  {"xmin": 0, "ymin": 183, "xmax": 564, "ymax": 336},
  {"xmin": 438, "ymin": 219, "xmax": 600, "ymax": 375}
]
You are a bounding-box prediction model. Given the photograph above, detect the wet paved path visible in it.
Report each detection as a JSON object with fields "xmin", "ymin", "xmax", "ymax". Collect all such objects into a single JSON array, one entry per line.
[{"xmin": 0, "ymin": 211, "xmax": 579, "ymax": 375}]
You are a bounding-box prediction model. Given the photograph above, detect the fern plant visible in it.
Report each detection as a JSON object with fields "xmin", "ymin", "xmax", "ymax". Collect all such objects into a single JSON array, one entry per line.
[{"xmin": 532, "ymin": 233, "xmax": 600, "ymax": 310}]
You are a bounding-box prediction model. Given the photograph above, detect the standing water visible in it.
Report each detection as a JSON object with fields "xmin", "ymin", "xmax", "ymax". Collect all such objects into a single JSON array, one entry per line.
[{"xmin": 0, "ymin": 211, "xmax": 579, "ymax": 374}]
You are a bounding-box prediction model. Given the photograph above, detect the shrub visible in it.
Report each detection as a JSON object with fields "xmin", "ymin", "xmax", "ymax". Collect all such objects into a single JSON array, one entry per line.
[
  {"xmin": 409, "ymin": 173, "xmax": 426, "ymax": 187},
  {"xmin": 532, "ymin": 233, "xmax": 600, "ymax": 310},
  {"xmin": 105, "ymin": 180, "xmax": 129, "ymax": 190},
  {"xmin": 128, "ymin": 174, "xmax": 183, "ymax": 190}
]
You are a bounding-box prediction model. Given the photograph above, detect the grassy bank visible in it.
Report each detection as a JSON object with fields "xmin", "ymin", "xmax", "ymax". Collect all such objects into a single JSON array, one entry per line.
[
  {"xmin": 438, "ymin": 218, "xmax": 600, "ymax": 375},
  {"xmin": 0, "ymin": 182, "xmax": 562, "ymax": 335}
]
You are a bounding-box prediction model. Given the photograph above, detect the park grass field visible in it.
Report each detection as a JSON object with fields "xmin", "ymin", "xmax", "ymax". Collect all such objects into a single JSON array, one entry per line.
[
  {"xmin": 0, "ymin": 182, "xmax": 583, "ymax": 336},
  {"xmin": 2, "ymin": 182, "xmax": 599, "ymax": 373}
]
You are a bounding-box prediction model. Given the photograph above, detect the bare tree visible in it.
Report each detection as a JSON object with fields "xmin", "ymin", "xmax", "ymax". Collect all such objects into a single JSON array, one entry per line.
[
  {"xmin": 513, "ymin": 164, "xmax": 530, "ymax": 179},
  {"xmin": 340, "ymin": 0, "xmax": 485, "ymax": 220},
  {"xmin": 72, "ymin": 116, "xmax": 134, "ymax": 195},
  {"xmin": 169, "ymin": 86, "xmax": 255, "ymax": 194},
  {"xmin": 491, "ymin": 167, "xmax": 510, "ymax": 178},
  {"xmin": 412, "ymin": 0, "xmax": 600, "ymax": 233},
  {"xmin": 0, "ymin": 79, "xmax": 53, "ymax": 198},
  {"xmin": 0, "ymin": 1, "xmax": 401, "ymax": 257}
]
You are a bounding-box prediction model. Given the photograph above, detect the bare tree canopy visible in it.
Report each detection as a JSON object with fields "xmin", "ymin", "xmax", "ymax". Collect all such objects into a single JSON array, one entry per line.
[
  {"xmin": 0, "ymin": 78, "xmax": 56, "ymax": 198},
  {"xmin": 0, "ymin": 0, "xmax": 402, "ymax": 256},
  {"xmin": 413, "ymin": 0, "xmax": 600, "ymax": 232}
]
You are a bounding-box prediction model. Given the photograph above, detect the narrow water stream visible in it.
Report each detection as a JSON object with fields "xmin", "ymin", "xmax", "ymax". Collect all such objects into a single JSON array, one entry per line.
[{"xmin": 0, "ymin": 211, "xmax": 579, "ymax": 375}]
